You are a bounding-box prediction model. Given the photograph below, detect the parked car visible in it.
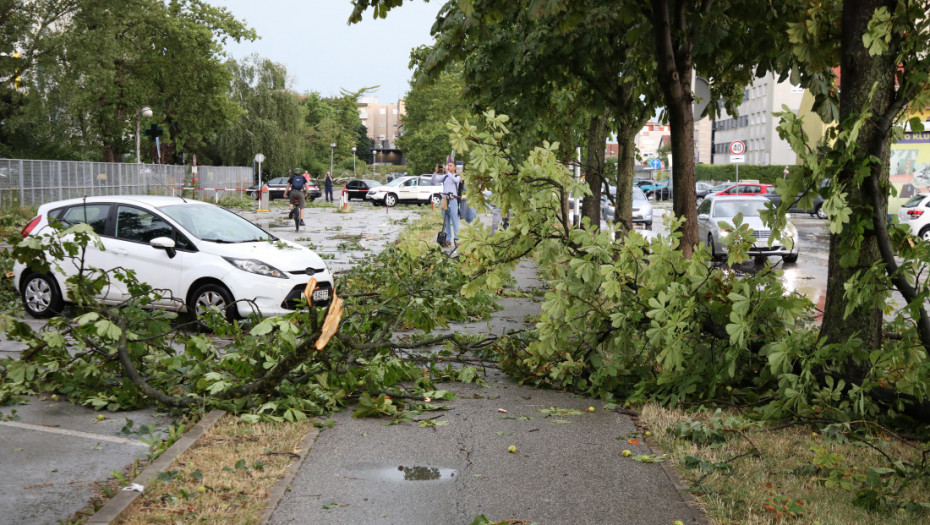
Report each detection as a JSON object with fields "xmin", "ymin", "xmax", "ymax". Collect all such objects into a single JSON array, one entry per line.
[
  {"xmin": 695, "ymin": 182, "xmax": 714, "ymax": 204},
  {"xmin": 345, "ymin": 179, "xmax": 381, "ymax": 201},
  {"xmin": 713, "ymin": 181, "xmax": 775, "ymax": 197},
  {"xmin": 602, "ymin": 186, "xmax": 653, "ymax": 229},
  {"xmin": 14, "ymin": 196, "xmax": 334, "ymax": 320},
  {"xmin": 247, "ymin": 177, "xmax": 322, "ymax": 201},
  {"xmin": 697, "ymin": 195, "xmax": 799, "ymax": 263},
  {"xmin": 897, "ymin": 193, "xmax": 930, "ymax": 242},
  {"xmin": 366, "ymin": 175, "xmax": 443, "ymax": 207},
  {"xmin": 641, "ymin": 180, "xmax": 671, "ymax": 200},
  {"xmin": 763, "ymin": 181, "xmax": 828, "ymax": 219}
]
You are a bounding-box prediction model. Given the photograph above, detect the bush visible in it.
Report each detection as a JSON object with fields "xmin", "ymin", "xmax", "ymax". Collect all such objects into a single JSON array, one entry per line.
[{"xmin": 695, "ymin": 164, "xmax": 802, "ymax": 184}]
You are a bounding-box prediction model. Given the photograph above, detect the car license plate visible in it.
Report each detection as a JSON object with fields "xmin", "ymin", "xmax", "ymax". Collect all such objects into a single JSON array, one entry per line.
[
  {"xmin": 634, "ymin": 223, "xmax": 645, "ymax": 230},
  {"xmin": 313, "ymin": 289, "xmax": 329, "ymax": 302}
]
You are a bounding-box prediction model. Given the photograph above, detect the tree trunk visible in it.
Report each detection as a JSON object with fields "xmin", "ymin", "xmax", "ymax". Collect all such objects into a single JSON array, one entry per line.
[
  {"xmin": 651, "ymin": 0, "xmax": 697, "ymax": 257},
  {"xmin": 819, "ymin": 0, "xmax": 897, "ymax": 359},
  {"xmin": 615, "ymin": 124, "xmax": 638, "ymax": 233},
  {"xmin": 582, "ymin": 109, "xmax": 609, "ymax": 228}
]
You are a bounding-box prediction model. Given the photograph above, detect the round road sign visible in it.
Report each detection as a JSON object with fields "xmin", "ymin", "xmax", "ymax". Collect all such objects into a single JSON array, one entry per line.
[{"xmin": 729, "ymin": 141, "xmax": 745, "ymax": 155}]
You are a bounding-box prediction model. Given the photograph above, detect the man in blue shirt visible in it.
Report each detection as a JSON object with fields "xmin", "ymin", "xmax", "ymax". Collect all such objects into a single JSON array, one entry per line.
[{"xmin": 432, "ymin": 162, "xmax": 461, "ymax": 247}]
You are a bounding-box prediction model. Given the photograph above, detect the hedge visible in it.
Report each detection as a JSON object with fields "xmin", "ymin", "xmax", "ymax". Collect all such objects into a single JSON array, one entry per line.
[{"xmin": 694, "ymin": 164, "xmax": 801, "ymax": 184}]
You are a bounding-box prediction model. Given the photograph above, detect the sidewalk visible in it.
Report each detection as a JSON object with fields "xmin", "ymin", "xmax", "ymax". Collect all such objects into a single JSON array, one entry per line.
[{"xmin": 267, "ymin": 261, "xmax": 705, "ymax": 525}]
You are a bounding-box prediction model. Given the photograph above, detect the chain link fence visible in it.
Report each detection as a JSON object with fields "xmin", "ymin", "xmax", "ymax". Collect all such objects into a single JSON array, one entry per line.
[{"xmin": 0, "ymin": 158, "xmax": 254, "ymax": 208}]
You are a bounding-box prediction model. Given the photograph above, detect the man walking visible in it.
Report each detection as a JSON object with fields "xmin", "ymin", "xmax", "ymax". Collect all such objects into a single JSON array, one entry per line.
[
  {"xmin": 324, "ymin": 171, "xmax": 334, "ymax": 203},
  {"xmin": 432, "ymin": 162, "xmax": 460, "ymax": 247}
]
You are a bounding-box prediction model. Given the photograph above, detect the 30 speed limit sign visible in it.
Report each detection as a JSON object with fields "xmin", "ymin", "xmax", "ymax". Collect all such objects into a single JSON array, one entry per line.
[{"xmin": 729, "ymin": 140, "xmax": 746, "ymax": 155}]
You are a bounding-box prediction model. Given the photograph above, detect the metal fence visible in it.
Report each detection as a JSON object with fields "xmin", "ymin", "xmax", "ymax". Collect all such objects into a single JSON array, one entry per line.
[{"xmin": 0, "ymin": 158, "xmax": 254, "ymax": 208}]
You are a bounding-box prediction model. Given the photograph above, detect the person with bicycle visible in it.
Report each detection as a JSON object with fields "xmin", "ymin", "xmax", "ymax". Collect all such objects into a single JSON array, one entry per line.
[
  {"xmin": 431, "ymin": 162, "xmax": 461, "ymax": 247},
  {"xmin": 285, "ymin": 169, "xmax": 308, "ymax": 226}
]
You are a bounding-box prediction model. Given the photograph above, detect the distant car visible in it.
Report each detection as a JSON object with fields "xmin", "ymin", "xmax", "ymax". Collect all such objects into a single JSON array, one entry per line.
[
  {"xmin": 697, "ymin": 195, "xmax": 799, "ymax": 263},
  {"xmin": 764, "ymin": 181, "xmax": 828, "ymax": 219},
  {"xmin": 247, "ymin": 177, "xmax": 321, "ymax": 202},
  {"xmin": 367, "ymin": 175, "xmax": 443, "ymax": 207},
  {"xmin": 601, "ymin": 186, "xmax": 653, "ymax": 229},
  {"xmin": 713, "ymin": 182, "xmax": 774, "ymax": 197},
  {"xmin": 695, "ymin": 182, "xmax": 714, "ymax": 204},
  {"xmin": 344, "ymin": 179, "xmax": 381, "ymax": 201},
  {"xmin": 641, "ymin": 180, "xmax": 670, "ymax": 200},
  {"xmin": 14, "ymin": 196, "xmax": 334, "ymax": 320},
  {"xmin": 897, "ymin": 193, "xmax": 930, "ymax": 242}
]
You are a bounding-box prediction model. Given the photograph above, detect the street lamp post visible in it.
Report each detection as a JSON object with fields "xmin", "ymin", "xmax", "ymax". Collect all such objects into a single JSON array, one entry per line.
[
  {"xmin": 372, "ymin": 148, "xmax": 376, "ymax": 177},
  {"xmin": 330, "ymin": 142, "xmax": 336, "ymax": 179},
  {"xmin": 135, "ymin": 106, "xmax": 153, "ymax": 163},
  {"xmin": 351, "ymin": 146, "xmax": 357, "ymax": 176}
]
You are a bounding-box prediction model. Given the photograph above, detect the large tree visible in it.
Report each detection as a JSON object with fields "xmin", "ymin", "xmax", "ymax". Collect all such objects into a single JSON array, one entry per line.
[{"xmin": 6, "ymin": 0, "xmax": 254, "ymax": 162}]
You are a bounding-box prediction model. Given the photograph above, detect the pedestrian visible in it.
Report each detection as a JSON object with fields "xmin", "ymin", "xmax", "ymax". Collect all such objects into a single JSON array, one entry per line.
[
  {"xmin": 324, "ymin": 171, "xmax": 334, "ymax": 202},
  {"xmin": 387, "ymin": 173, "xmax": 393, "ymax": 183},
  {"xmin": 285, "ymin": 169, "xmax": 308, "ymax": 226},
  {"xmin": 432, "ymin": 162, "xmax": 461, "ymax": 247}
]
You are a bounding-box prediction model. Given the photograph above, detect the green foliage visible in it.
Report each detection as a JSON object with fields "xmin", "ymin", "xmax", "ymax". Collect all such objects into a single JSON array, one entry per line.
[
  {"xmin": 694, "ymin": 164, "xmax": 804, "ymax": 184},
  {"xmin": 0, "ymin": 212, "xmax": 498, "ymax": 422},
  {"xmin": 449, "ymin": 111, "xmax": 930, "ymax": 428}
]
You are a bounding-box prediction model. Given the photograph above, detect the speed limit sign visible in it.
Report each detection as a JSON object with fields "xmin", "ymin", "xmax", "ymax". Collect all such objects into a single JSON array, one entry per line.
[{"xmin": 729, "ymin": 140, "xmax": 746, "ymax": 155}]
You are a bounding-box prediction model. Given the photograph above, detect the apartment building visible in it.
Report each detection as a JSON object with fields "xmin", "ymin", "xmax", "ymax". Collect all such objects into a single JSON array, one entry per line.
[
  {"xmin": 711, "ymin": 72, "xmax": 806, "ymax": 165},
  {"xmin": 358, "ymin": 97, "xmax": 405, "ymax": 150}
]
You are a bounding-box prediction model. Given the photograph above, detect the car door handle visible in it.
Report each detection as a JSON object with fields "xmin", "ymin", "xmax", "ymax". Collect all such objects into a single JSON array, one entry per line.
[{"xmin": 111, "ymin": 248, "xmax": 128, "ymax": 256}]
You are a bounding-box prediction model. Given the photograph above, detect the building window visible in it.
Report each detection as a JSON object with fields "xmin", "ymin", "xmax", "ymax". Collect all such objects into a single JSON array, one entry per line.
[
  {"xmin": 392, "ymin": 108, "xmax": 398, "ymax": 115},
  {"xmin": 379, "ymin": 108, "xmax": 386, "ymax": 115}
]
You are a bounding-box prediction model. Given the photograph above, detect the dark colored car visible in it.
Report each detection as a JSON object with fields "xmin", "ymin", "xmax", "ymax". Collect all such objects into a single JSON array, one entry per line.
[
  {"xmin": 345, "ymin": 179, "xmax": 381, "ymax": 201},
  {"xmin": 641, "ymin": 180, "xmax": 671, "ymax": 200},
  {"xmin": 247, "ymin": 177, "xmax": 321, "ymax": 201},
  {"xmin": 695, "ymin": 182, "xmax": 714, "ymax": 204},
  {"xmin": 764, "ymin": 181, "xmax": 828, "ymax": 219}
]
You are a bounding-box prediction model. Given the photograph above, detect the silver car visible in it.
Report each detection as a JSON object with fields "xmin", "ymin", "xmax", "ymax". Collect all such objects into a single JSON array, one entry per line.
[
  {"xmin": 896, "ymin": 193, "xmax": 930, "ymax": 242},
  {"xmin": 601, "ymin": 186, "xmax": 654, "ymax": 229},
  {"xmin": 697, "ymin": 195, "xmax": 799, "ymax": 263}
]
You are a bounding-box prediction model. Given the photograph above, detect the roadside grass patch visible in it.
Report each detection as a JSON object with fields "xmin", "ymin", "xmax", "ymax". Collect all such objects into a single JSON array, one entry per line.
[
  {"xmin": 118, "ymin": 415, "xmax": 315, "ymax": 524},
  {"xmin": 639, "ymin": 403, "xmax": 930, "ymax": 524}
]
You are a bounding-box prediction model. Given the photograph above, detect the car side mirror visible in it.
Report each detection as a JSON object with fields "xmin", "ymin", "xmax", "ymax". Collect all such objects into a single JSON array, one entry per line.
[
  {"xmin": 698, "ymin": 213, "xmax": 709, "ymax": 221},
  {"xmin": 150, "ymin": 236, "xmax": 177, "ymax": 259}
]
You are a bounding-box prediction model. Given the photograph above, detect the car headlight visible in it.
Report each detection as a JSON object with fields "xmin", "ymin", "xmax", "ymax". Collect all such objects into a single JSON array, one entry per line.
[
  {"xmin": 224, "ymin": 257, "xmax": 288, "ymax": 279},
  {"xmin": 718, "ymin": 229, "xmax": 731, "ymax": 239}
]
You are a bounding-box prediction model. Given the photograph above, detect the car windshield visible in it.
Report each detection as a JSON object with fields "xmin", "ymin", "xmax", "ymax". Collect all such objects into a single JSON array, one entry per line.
[
  {"xmin": 632, "ymin": 187, "xmax": 648, "ymax": 204},
  {"xmin": 711, "ymin": 183, "xmax": 732, "ymax": 192},
  {"xmin": 713, "ymin": 200, "xmax": 768, "ymax": 218},
  {"xmin": 160, "ymin": 204, "xmax": 275, "ymax": 243}
]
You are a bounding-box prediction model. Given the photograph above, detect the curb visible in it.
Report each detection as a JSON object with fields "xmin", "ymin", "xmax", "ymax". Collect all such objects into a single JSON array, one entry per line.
[
  {"xmin": 85, "ymin": 409, "xmax": 226, "ymax": 525},
  {"xmin": 259, "ymin": 425, "xmax": 321, "ymax": 524}
]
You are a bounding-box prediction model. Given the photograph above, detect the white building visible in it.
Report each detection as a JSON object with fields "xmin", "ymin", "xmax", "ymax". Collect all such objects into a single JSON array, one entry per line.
[{"xmin": 711, "ymin": 72, "xmax": 806, "ymax": 165}]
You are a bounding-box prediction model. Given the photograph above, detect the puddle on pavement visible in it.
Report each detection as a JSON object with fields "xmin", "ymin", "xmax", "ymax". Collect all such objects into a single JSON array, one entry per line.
[{"xmin": 343, "ymin": 463, "xmax": 457, "ymax": 482}]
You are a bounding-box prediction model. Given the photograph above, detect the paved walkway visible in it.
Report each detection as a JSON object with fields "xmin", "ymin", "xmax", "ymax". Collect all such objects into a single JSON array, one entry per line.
[{"xmin": 268, "ymin": 261, "xmax": 705, "ymax": 525}]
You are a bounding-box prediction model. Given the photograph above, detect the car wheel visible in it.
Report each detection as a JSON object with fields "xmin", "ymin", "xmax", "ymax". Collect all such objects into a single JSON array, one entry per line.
[
  {"xmin": 707, "ymin": 234, "xmax": 719, "ymax": 261},
  {"xmin": 190, "ymin": 283, "xmax": 237, "ymax": 322},
  {"xmin": 815, "ymin": 204, "xmax": 827, "ymax": 220},
  {"xmin": 385, "ymin": 194, "xmax": 398, "ymax": 207},
  {"xmin": 21, "ymin": 273, "xmax": 64, "ymax": 319},
  {"xmin": 430, "ymin": 194, "xmax": 442, "ymax": 206},
  {"xmin": 248, "ymin": 191, "xmax": 259, "ymax": 200},
  {"xmin": 920, "ymin": 226, "xmax": 930, "ymax": 243},
  {"xmin": 783, "ymin": 253, "xmax": 799, "ymax": 263},
  {"xmin": 645, "ymin": 221, "xmax": 652, "ymax": 231}
]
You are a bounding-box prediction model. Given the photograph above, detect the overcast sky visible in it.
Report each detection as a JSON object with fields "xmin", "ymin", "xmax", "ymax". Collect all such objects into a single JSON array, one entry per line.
[{"xmin": 213, "ymin": 0, "xmax": 442, "ymax": 103}]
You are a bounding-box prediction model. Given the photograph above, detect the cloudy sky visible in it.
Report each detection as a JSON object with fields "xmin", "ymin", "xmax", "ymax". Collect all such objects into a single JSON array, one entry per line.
[{"xmin": 213, "ymin": 0, "xmax": 442, "ymax": 103}]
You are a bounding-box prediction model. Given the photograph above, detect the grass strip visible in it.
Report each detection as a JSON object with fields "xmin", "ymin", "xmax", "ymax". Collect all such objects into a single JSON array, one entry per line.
[{"xmin": 116, "ymin": 415, "xmax": 316, "ymax": 524}]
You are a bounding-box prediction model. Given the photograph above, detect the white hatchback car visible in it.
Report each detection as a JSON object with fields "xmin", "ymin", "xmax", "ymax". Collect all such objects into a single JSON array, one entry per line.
[
  {"xmin": 897, "ymin": 193, "xmax": 930, "ymax": 242},
  {"xmin": 14, "ymin": 196, "xmax": 333, "ymax": 320},
  {"xmin": 366, "ymin": 175, "xmax": 444, "ymax": 207}
]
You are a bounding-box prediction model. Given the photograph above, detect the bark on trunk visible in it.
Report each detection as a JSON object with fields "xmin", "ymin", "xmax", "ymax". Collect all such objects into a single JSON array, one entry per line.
[
  {"xmin": 651, "ymin": 0, "xmax": 698, "ymax": 257},
  {"xmin": 615, "ymin": 125, "xmax": 638, "ymax": 234},
  {"xmin": 820, "ymin": 0, "xmax": 897, "ymax": 359},
  {"xmin": 582, "ymin": 110, "xmax": 609, "ymax": 228}
]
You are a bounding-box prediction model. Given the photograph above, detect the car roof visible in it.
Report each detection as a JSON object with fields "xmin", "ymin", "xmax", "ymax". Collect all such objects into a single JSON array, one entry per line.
[{"xmin": 37, "ymin": 195, "xmax": 207, "ymax": 212}]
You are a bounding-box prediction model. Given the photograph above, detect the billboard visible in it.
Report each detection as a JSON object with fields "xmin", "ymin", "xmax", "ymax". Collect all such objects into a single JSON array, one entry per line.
[{"xmin": 890, "ymin": 131, "xmax": 930, "ymax": 213}]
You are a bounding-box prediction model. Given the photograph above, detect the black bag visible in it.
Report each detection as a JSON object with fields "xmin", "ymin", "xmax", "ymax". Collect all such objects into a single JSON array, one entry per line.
[
  {"xmin": 291, "ymin": 175, "xmax": 305, "ymax": 191},
  {"xmin": 436, "ymin": 230, "xmax": 447, "ymax": 246}
]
